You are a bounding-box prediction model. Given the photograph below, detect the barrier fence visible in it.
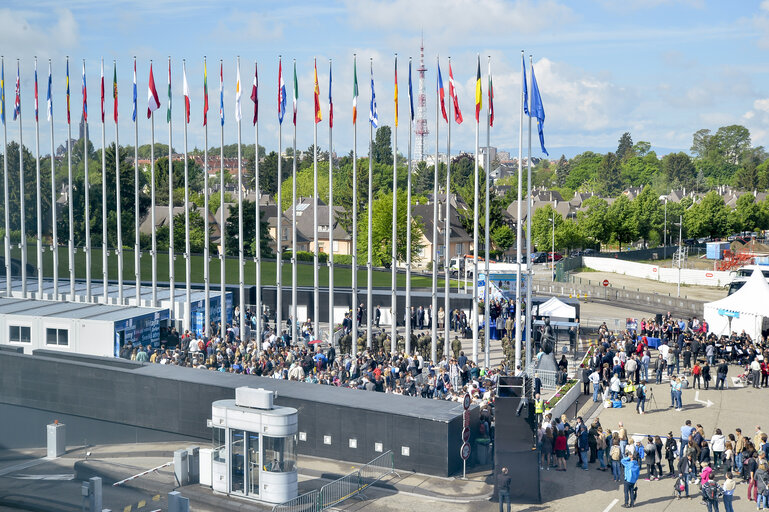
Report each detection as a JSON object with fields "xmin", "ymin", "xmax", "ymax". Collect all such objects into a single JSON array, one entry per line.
[{"xmin": 271, "ymin": 451, "xmax": 396, "ymax": 512}]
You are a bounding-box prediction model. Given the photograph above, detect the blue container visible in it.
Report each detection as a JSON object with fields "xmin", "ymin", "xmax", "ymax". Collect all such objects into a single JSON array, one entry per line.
[{"xmin": 706, "ymin": 242, "xmax": 730, "ymax": 260}]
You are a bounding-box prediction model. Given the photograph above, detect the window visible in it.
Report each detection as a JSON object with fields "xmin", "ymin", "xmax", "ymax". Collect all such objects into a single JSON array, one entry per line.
[
  {"xmin": 263, "ymin": 435, "xmax": 297, "ymax": 473},
  {"xmin": 212, "ymin": 427, "xmax": 226, "ymax": 463},
  {"xmin": 333, "ymin": 241, "xmax": 339, "ymax": 252},
  {"xmin": 9, "ymin": 325, "xmax": 31, "ymax": 343},
  {"xmin": 45, "ymin": 328, "xmax": 68, "ymax": 346}
]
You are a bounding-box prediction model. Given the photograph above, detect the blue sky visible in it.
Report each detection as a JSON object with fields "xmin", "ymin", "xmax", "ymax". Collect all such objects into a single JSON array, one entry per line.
[{"xmin": 3, "ymin": 0, "xmax": 769, "ymax": 158}]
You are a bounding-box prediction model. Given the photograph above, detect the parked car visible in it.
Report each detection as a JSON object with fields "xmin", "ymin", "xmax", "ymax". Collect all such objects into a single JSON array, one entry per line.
[
  {"xmin": 546, "ymin": 252, "xmax": 563, "ymax": 262},
  {"xmin": 530, "ymin": 252, "xmax": 548, "ymax": 263}
]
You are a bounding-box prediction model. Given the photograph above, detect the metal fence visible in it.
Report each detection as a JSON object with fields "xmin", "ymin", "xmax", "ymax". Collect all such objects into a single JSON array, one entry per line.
[
  {"xmin": 272, "ymin": 490, "xmax": 319, "ymax": 512},
  {"xmin": 524, "ymin": 362, "xmax": 559, "ymax": 389},
  {"xmin": 271, "ymin": 451, "xmax": 395, "ymax": 512}
]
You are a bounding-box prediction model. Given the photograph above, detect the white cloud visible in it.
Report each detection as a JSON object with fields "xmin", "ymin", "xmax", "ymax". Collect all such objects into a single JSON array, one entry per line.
[
  {"xmin": 212, "ymin": 11, "xmax": 284, "ymax": 42},
  {"xmin": 0, "ymin": 8, "xmax": 78, "ymax": 62}
]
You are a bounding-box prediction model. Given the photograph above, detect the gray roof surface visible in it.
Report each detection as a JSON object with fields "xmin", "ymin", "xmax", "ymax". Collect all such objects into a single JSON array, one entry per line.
[
  {"xmin": 0, "ymin": 297, "xmax": 163, "ymax": 322},
  {"xmin": 135, "ymin": 362, "xmax": 467, "ymax": 422}
]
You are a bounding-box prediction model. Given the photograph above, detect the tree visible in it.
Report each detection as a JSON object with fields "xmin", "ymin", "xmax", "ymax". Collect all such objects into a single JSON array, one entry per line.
[
  {"xmin": 577, "ymin": 197, "xmax": 610, "ymax": 246},
  {"xmin": 0, "ymin": 141, "xmax": 52, "ymax": 241},
  {"xmin": 596, "ymin": 152, "xmax": 622, "ymax": 196},
  {"xmin": 632, "ymin": 186, "xmax": 662, "ymax": 248},
  {"xmin": 371, "ymin": 125, "xmax": 393, "ymax": 165},
  {"xmin": 685, "ymin": 191, "xmax": 729, "ymax": 239},
  {"xmin": 359, "ymin": 191, "xmax": 423, "ymax": 266},
  {"xmin": 616, "ymin": 132, "xmax": 633, "ymax": 160},
  {"xmin": 565, "ymin": 152, "xmax": 602, "ymax": 191},
  {"xmin": 153, "ymin": 157, "xmax": 204, "ymax": 206},
  {"xmin": 690, "ymin": 129, "xmax": 713, "ymax": 159},
  {"xmin": 557, "ymin": 219, "xmax": 585, "ymax": 253},
  {"xmin": 632, "ymin": 141, "xmax": 651, "ymax": 157},
  {"xmin": 224, "ymin": 200, "xmax": 274, "ymax": 258},
  {"xmin": 711, "ymin": 125, "xmax": 751, "ymax": 165},
  {"xmin": 491, "ymin": 224, "xmax": 516, "ymax": 253},
  {"xmin": 734, "ymin": 161, "xmax": 758, "ymax": 191},
  {"xmin": 554, "ymin": 154, "xmax": 570, "ymax": 187},
  {"xmin": 156, "ymin": 210, "xmax": 208, "ymax": 254},
  {"xmin": 607, "ymin": 194, "xmax": 638, "ymax": 251},
  {"xmin": 530, "ymin": 205, "xmax": 563, "ymax": 252},
  {"xmin": 258, "ymin": 151, "xmax": 283, "ymax": 197},
  {"xmin": 731, "ymin": 194, "xmax": 762, "ymax": 233},
  {"xmin": 661, "ymin": 152, "xmax": 696, "ymax": 189}
]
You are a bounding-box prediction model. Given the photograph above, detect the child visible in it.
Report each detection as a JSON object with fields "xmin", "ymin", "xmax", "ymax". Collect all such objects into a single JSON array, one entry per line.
[{"xmin": 700, "ymin": 461, "xmax": 713, "ymax": 485}]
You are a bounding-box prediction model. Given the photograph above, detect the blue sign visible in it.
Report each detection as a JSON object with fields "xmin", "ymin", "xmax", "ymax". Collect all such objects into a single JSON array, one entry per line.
[{"xmin": 717, "ymin": 309, "xmax": 740, "ymax": 318}]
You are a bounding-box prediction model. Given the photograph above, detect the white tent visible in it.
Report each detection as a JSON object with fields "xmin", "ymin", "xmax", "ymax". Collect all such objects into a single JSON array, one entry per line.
[
  {"xmin": 704, "ymin": 268, "xmax": 769, "ymax": 340},
  {"xmin": 537, "ymin": 297, "xmax": 576, "ymax": 320}
]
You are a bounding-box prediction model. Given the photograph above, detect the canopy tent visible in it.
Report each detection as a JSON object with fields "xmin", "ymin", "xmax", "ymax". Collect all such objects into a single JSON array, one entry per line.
[
  {"xmin": 536, "ymin": 297, "xmax": 576, "ymax": 320},
  {"xmin": 704, "ymin": 268, "xmax": 769, "ymax": 340}
]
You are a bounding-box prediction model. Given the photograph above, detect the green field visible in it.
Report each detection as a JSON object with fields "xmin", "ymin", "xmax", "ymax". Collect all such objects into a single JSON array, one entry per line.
[{"xmin": 2, "ymin": 243, "xmax": 454, "ymax": 289}]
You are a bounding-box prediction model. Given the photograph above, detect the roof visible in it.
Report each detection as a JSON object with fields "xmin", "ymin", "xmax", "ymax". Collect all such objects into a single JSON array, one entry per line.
[
  {"xmin": 705, "ymin": 268, "xmax": 769, "ymax": 316},
  {"xmin": 0, "ymin": 297, "xmax": 164, "ymax": 323},
  {"xmin": 412, "ymin": 203, "xmax": 472, "ymax": 244}
]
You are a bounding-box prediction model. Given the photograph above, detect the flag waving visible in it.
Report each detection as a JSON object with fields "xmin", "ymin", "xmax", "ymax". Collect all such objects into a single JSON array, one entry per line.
[
  {"xmin": 81, "ymin": 60, "xmax": 87, "ymax": 122},
  {"xmin": 13, "ymin": 61, "xmax": 20, "ymax": 121},
  {"xmin": 67, "ymin": 59, "xmax": 71, "ymax": 124},
  {"xmin": 34, "ymin": 59, "xmax": 39, "ymax": 122},
  {"xmin": 147, "ymin": 63, "xmax": 160, "ymax": 118},
  {"xmin": 219, "ymin": 61, "xmax": 224, "ymax": 126},
  {"xmin": 132, "ymin": 58, "xmax": 136, "ymax": 122},
  {"xmin": 313, "ymin": 58, "xmax": 321, "ymax": 124},
  {"xmin": 393, "ymin": 55, "xmax": 398, "ymax": 127},
  {"xmin": 522, "ymin": 53, "xmax": 528, "ymax": 117},
  {"xmin": 448, "ymin": 61, "xmax": 463, "ymax": 124},
  {"xmin": 167, "ymin": 59, "xmax": 172, "ymax": 123},
  {"xmin": 183, "ymin": 62, "xmax": 190, "ymax": 124},
  {"xmin": 474, "ymin": 56, "xmax": 482, "ymax": 123},
  {"xmin": 530, "ymin": 61, "xmax": 548, "ymax": 156},
  {"xmin": 250, "ymin": 61, "xmax": 258, "ymax": 125},
  {"xmin": 235, "ymin": 60, "xmax": 242, "ymax": 123},
  {"xmin": 203, "ymin": 59, "xmax": 209, "ymax": 126},
  {"xmin": 437, "ymin": 61, "xmax": 447, "ymax": 123},
  {"xmin": 488, "ymin": 62, "xmax": 494, "ymax": 127},
  {"xmin": 1, "ymin": 59, "xmax": 5, "ymax": 125},
  {"xmin": 408, "ymin": 58, "xmax": 414, "ymax": 122},
  {"xmin": 100, "ymin": 59, "xmax": 104, "ymax": 123},
  {"xmin": 292, "ymin": 60, "xmax": 298, "ymax": 126},
  {"xmin": 278, "ymin": 58, "xmax": 286, "ymax": 124},
  {"xmin": 328, "ymin": 60, "xmax": 333, "ymax": 128},
  {"xmin": 352, "ymin": 56, "xmax": 358, "ymax": 125},
  {"xmin": 48, "ymin": 61, "xmax": 53, "ymax": 122},
  {"xmin": 369, "ymin": 60, "xmax": 378, "ymax": 128},
  {"xmin": 112, "ymin": 61, "xmax": 117, "ymax": 123}
]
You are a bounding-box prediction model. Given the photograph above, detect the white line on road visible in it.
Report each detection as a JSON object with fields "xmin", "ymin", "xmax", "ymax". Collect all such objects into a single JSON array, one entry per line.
[{"xmin": 602, "ymin": 498, "xmax": 619, "ymax": 512}]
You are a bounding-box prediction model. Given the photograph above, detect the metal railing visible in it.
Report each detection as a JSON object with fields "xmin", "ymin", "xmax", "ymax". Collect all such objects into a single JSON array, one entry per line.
[
  {"xmin": 524, "ymin": 362, "xmax": 559, "ymax": 389},
  {"xmin": 272, "ymin": 490, "xmax": 318, "ymax": 512},
  {"xmin": 271, "ymin": 451, "xmax": 395, "ymax": 512}
]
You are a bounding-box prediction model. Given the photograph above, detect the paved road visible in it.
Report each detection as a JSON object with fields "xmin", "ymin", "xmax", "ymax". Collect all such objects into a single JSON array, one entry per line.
[{"xmin": 569, "ymin": 270, "xmax": 727, "ymax": 302}]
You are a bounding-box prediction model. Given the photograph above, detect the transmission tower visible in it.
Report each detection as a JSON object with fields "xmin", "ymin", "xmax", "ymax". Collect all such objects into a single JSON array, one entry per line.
[{"xmin": 415, "ymin": 37, "xmax": 429, "ymax": 162}]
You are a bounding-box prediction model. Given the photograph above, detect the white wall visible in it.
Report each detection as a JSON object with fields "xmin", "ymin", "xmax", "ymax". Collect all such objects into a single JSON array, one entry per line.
[
  {"xmin": 0, "ymin": 314, "xmax": 115, "ymax": 357},
  {"xmin": 582, "ymin": 257, "xmax": 733, "ymax": 288}
]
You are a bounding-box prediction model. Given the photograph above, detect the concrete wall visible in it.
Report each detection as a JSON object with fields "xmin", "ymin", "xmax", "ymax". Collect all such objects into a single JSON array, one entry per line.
[
  {"xmin": 583, "ymin": 257, "xmax": 732, "ymax": 287},
  {"xmin": 0, "ymin": 350, "xmax": 476, "ymax": 477}
]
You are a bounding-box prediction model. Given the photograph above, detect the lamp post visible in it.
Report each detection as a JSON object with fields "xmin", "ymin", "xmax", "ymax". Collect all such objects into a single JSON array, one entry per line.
[
  {"xmin": 676, "ymin": 215, "xmax": 682, "ymax": 298},
  {"xmin": 550, "ymin": 213, "xmax": 555, "ymax": 282}
]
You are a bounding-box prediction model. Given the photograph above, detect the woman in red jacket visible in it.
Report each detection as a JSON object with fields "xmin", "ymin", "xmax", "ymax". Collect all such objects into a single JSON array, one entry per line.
[{"xmin": 555, "ymin": 430, "xmax": 568, "ymax": 471}]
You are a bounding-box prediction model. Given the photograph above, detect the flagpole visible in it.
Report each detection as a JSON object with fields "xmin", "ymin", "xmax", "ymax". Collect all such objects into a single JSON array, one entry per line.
[
  {"xmin": 515, "ymin": 51, "xmax": 523, "ymax": 368},
  {"xmin": 291, "ymin": 59, "xmax": 297, "ymax": 344},
  {"xmin": 444, "ymin": 57, "xmax": 452, "ymax": 358},
  {"xmin": 431, "ymin": 55, "xmax": 439, "ymax": 363},
  {"xmin": 276, "ymin": 56, "xmax": 283, "ymax": 338},
  {"xmin": 82, "ymin": 60, "xmax": 91, "ymax": 302},
  {"xmin": 484, "ymin": 55, "xmax": 491, "ymax": 370},
  {"xmin": 49, "ymin": 60, "xmax": 59, "ymax": 300},
  {"xmin": 2, "ymin": 57, "xmax": 10, "ymax": 296},
  {"xmin": 405, "ymin": 57, "xmax": 412, "ymax": 355},
  {"xmin": 184, "ymin": 59, "xmax": 192, "ymax": 333},
  {"xmin": 391, "ymin": 53, "xmax": 397, "ymax": 355},
  {"xmin": 351, "ymin": 54, "xmax": 358, "ymax": 359},
  {"xmin": 19, "ymin": 60, "xmax": 26, "ymax": 298},
  {"xmin": 253, "ymin": 60, "xmax": 260, "ymax": 342},
  {"xmin": 236, "ymin": 56, "xmax": 245, "ymax": 342},
  {"xmin": 472, "ymin": 54, "xmax": 480, "ymax": 365},
  {"xmin": 203, "ymin": 57, "xmax": 210, "ymax": 337},
  {"xmin": 312, "ymin": 58, "xmax": 319, "ymax": 342},
  {"xmin": 219, "ymin": 59, "xmax": 226, "ymax": 336},
  {"xmin": 134, "ymin": 57, "xmax": 141, "ymax": 306},
  {"xmin": 149, "ymin": 62, "xmax": 158, "ymax": 307},
  {"xmin": 168, "ymin": 57, "xmax": 175, "ymax": 321},
  {"xmin": 327, "ymin": 58, "xmax": 334, "ymax": 348},
  {"xmin": 525, "ymin": 55, "xmax": 533, "ymax": 367},
  {"xmin": 367, "ymin": 58, "xmax": 373, "ymax": 351},
  {"xmin": 101, "ymin": 59, "xmax": 108, "ymax": 302},
  {"xmin": 35, "ymin": 58, "xmax": 43, "ymax": 299},
  {"xmin": 114, "ymin": 61, "xmax": 122, "ymax": 305}
]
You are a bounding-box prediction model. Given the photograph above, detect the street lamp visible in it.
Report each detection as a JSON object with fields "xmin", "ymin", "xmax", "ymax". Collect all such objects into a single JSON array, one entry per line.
[
  {"xmin": 549, "ymin": 213, "xmax": 556, "ymax": 282},
  {"xmin": 674, "ymin": 215, "xmax": 683, "ymax": 297}
]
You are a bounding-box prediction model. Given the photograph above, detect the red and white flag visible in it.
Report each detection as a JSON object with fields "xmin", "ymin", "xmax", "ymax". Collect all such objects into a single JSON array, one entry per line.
[
  {"xmin": 183, "ymin": 62, "xmax": 190, "ymax": 124},
  {"xmin": 146, "ymin": 63, "xmax": 160, "ymax": 118}
]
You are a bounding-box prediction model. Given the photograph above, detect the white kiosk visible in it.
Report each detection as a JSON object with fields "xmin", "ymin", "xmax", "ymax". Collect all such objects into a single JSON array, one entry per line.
[{"xmin": 210, "ymin": 387, "xmax": 298, "ymax": 504}]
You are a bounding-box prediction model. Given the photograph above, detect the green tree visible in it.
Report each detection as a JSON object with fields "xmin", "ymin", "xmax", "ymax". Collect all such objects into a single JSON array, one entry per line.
[
  {"xmin": 372, "ymin": 125, "xmax": 393, "ymax": 165},
  {"xmin": 616, "ymin": 132, "xmax": 633, "ymax": 160},
  {"xmin": 577, "ymin": 196, "xmax": 610, "ymax": 246},
  {"xmin": 632, "ymin": 141, "xmax": 651, "ymax": 157},
  {"xmin": 359, "ymin": 191, "xmax": 423, "ymax": 266},
  {"xmin": 690, "ymin": 129, "xmax": 713, "ymax": 159},
  {"xmin": 554, "ymin": 154, "xmax": 570, "ymax": 187},
  {"xmin": 607, "ymin": 194, "xmax": 638, "ymax": 251},
  {"xmin": 731, "ymin": 194, "xmax": 761, "ymax": 232},
  {"xmin": 685, "ymin": 191, "xmax": 729, "ymax": 239},
  {"xmin": 223, "ymin": 200, "xmax": 274, "ymax": 258},
  {"xmin": 661, "ymin": 152, "xmax": 696, "ymax": 189},
  {"xmin": 564, "ymin": 151, "xmax": 602, "ymax": 191},
  {"xmin": 530, "ymin": 204, "xmax": 563, "ymax": 252},
  {"xmin": 632, "ymin": 186, "xmax": 662, "ymax": 247},
  {"xmin": 491, "ymin": 224, "xmax": 516, "ymax": 253},
  {"xmin": 0, "ymin": 141, "xmax": 53, "ymax": 241},
  {"xmin": 734, "ymin": 160, "xmax": 758, "ymax": 191},
  {"xmin": 710, "ymin": 125, "xmax": 751, "ymax": 165},
  {"xmin": 557, "ymin": 219, "xmax": 585, "ymax": 253},
  {"xmin": 156, "ymin": 210, "xmax": 208, "ymax": 253},
  {"xmin": 596, "ymin": 152, "xmax": 622, "ymax": 196}
]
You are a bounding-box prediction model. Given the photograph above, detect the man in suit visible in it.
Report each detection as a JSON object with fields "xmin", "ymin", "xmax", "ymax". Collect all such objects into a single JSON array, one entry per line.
[
  {"xmin": 417, "ymin": 306, "xmax": 425, "ymax": 330},
  {"xmin": 410, "ymin": 307, "xmax": 417, "ymax": 330},
  {"xmin": 375, "ymin": 305, "xmax": 381, "ymax": 328}
]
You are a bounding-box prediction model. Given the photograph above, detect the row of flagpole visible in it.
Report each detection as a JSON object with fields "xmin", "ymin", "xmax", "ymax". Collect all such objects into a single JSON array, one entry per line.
[{"xmin": 1, "ymin": 52, "xmax": 548, "ymax": 368}]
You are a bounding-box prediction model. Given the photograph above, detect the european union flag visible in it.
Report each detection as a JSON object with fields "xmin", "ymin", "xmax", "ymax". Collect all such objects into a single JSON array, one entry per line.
[{"xmin": 530, "ymin": 62, "xmax": 548, "ymax": 156}]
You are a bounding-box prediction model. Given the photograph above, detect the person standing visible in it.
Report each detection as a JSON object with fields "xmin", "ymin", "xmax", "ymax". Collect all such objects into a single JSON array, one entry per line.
[
  {"xmin": 716, "ymin": 359, "xmax": 729, "ymax": 390},
  {"xmin": 700, "ymin": 478, "xmax": 722, "ymax": 512},
  {"xmin": 621, "ymin": 453, "xmax": 640, "ymax": 508},
  {"xmin": 722, "ymin": 472, "xmax": 736, "ymax": 512},
  {"xmin": 496, "ymin": 466, "xmax": 511, "ymax": 512},
  {"xmin": 636, "ymin": 381, "xmax": 647, "ymax": 414},
  {"xmin": 589, "ymin": 367, "xmax": 601, "ymax": 402},
  {"xmin": 678, "ymin": 452, "xmax": 694, "ymax": 499},
  {"xmin": 755, "ymin": 462, "xmax": 768, "ymax": 509}
]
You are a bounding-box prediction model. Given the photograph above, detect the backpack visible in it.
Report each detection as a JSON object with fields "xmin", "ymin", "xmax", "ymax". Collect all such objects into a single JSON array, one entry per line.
[
  {"xmin": 701, "ymin": 482, "xmax": 718, "ymax": 501},
  {"xmin": 610, "ymin": 445, "xmax": 621, "ymax": 461},
  {"xmin": 636, "ymin": 386, "xmax": 645, "ymax": 399}
]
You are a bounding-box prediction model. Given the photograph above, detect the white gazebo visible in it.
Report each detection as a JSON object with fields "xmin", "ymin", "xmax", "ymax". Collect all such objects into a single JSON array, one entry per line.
[
  {"xmin": 537, "ymin": 297, "xmax": 576, "ymax": 321},
  {"xmin": 704, "ymin": 268, "xmax": 769, "ymax": 340}
]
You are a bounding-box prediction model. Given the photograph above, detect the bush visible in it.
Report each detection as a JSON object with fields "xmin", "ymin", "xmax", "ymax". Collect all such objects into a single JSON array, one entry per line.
[
  {"xmin": 334, "ymin": 254, "xmax": 353, "ymax": 265},
  {"xmin": 282, "ymin": 250, "xmax": 329, "ymax": 263}
]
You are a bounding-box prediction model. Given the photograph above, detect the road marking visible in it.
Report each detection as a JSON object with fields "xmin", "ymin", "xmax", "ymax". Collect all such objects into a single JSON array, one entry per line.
[
  {"xmin": 693, "ymin": 391, "xmax": 714, "ymax": 408},
  {"xmin": 602, "ymin": 498, "xmax": 619, "ymax": 512},
  {"xmin": 12, "ymin": 473, "xmax": 75, "ymax": 480},
  {"xmin": 731, "ymin": 377, "xmax": 744, "ymax": 388},
  {"xmin": 0, "ymin": 457, "xmax": 51, "ymax": 477}
]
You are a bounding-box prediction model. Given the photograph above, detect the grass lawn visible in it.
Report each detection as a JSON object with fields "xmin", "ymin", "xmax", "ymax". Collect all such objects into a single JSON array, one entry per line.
[{"xmin": 2, "ymin": 243, "xmax": 456, "ymax": 289}]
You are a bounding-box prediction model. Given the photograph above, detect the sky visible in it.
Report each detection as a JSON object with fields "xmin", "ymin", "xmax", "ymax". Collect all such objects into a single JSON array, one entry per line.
[{"xmin": 2, "ymin": 0, "xmax": 769, "ymax": 159}]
